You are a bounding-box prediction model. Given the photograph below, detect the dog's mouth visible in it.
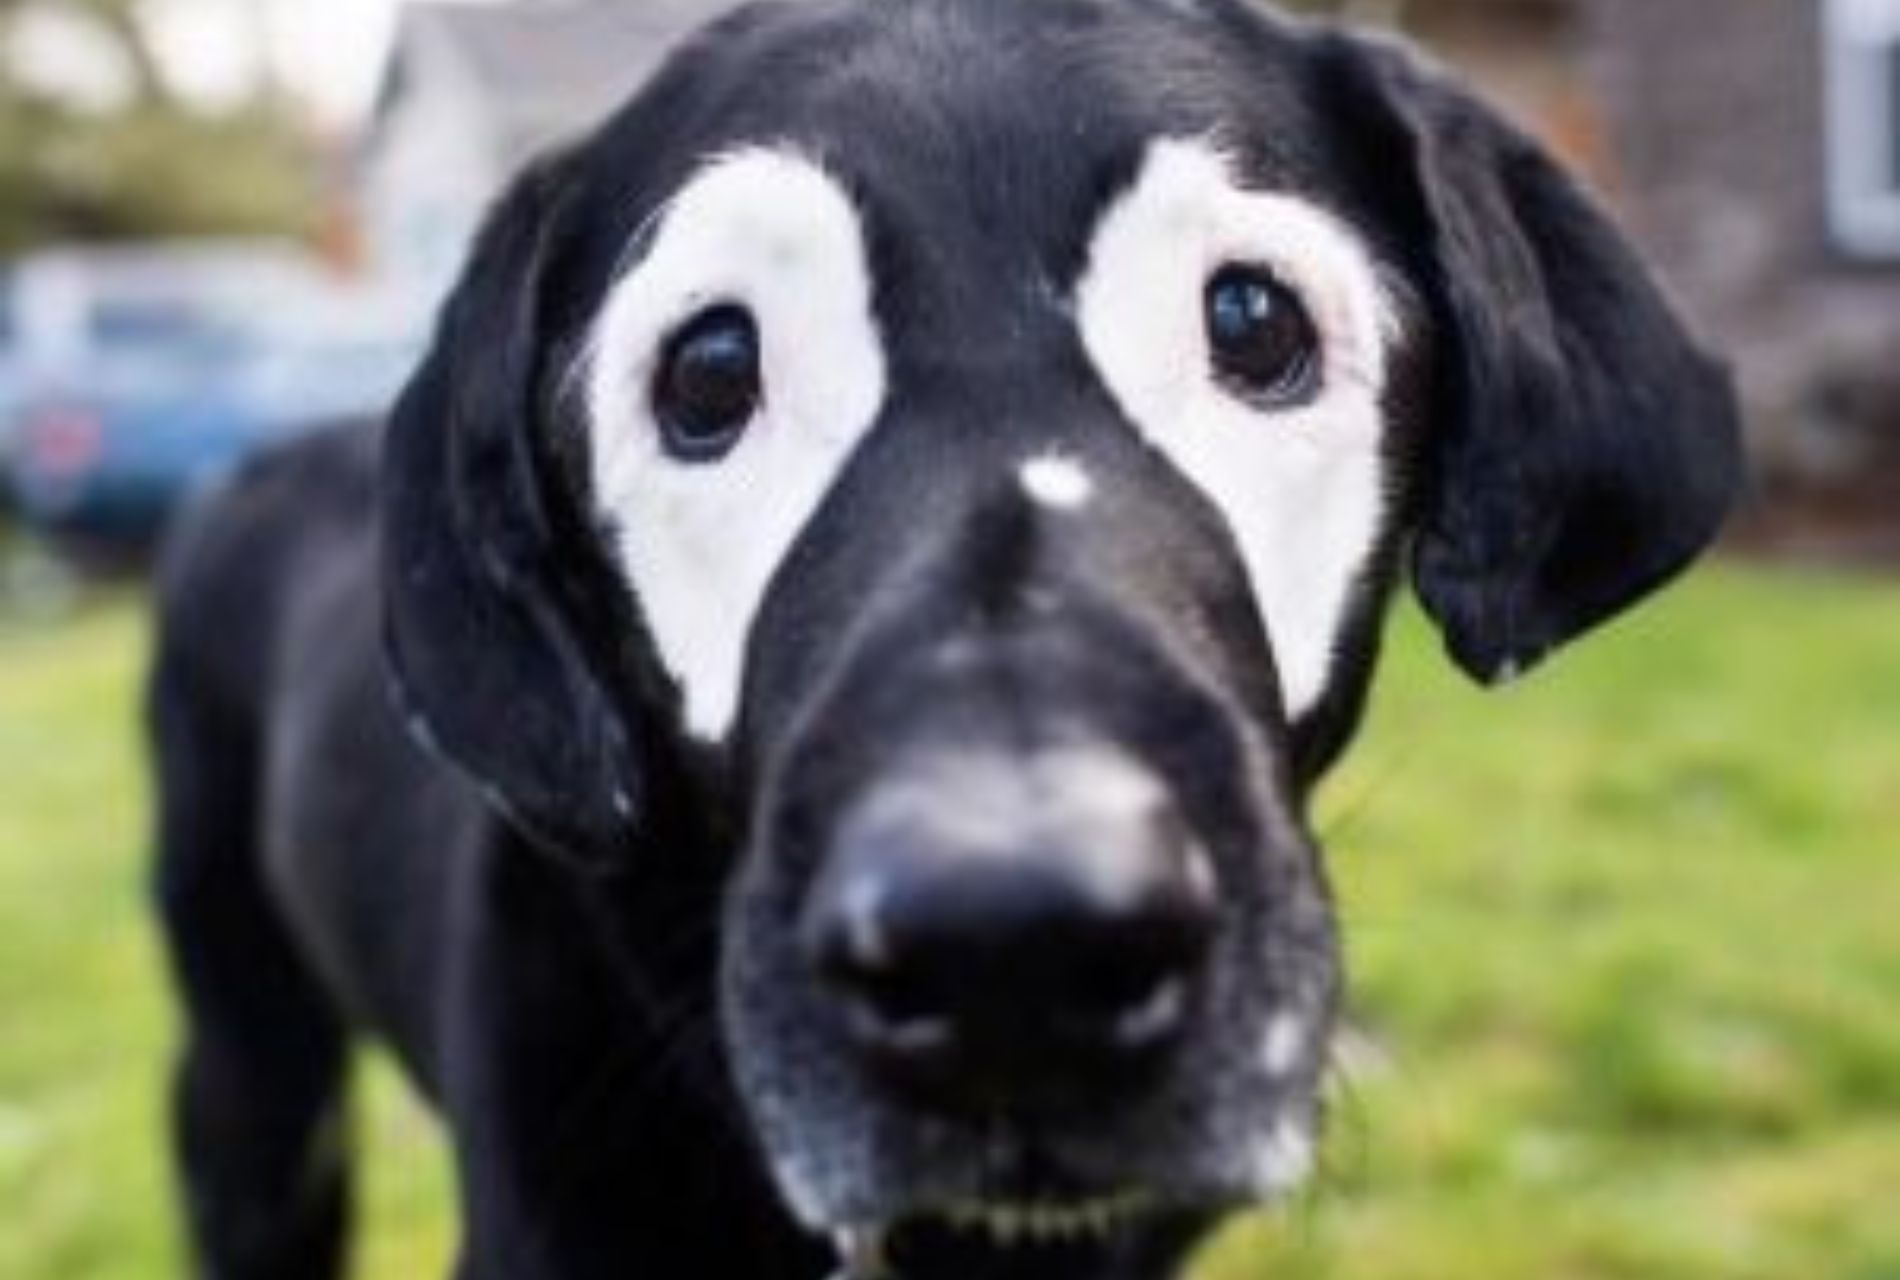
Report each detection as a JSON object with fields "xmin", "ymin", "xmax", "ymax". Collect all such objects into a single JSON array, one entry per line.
[{"xmin": 830, "ymin": 1191, "xmax": 1179, "ymax": 1279}]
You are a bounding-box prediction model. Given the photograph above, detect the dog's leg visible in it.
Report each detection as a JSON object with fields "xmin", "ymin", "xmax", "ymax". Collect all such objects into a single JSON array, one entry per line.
[{"xmin": 152, "ymin": 666, "xmax": 353, "ymax": 1280}]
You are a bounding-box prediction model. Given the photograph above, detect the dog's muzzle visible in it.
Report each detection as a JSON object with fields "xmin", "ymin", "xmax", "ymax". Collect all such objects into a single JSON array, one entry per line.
[{"xmin": 721, "ymin": 472, "xmax": 1339, "ymax": 1264}]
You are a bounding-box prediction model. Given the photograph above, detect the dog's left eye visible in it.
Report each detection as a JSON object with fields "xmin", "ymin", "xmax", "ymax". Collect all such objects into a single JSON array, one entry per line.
[
  {"xmin": 653, "ymin": 304, "xmax": 762, "ymax": 461},
  {"xmin": 1204, "ymin": 265, "xmax": 1319, "ymax": 406}
]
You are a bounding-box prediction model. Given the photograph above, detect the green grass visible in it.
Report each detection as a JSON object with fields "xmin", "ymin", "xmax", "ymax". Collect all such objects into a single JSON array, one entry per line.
[
  {"xmin": 1, "ymin": 563, "xmax": 1897, "ymax": 1278},
  {"xmin": 0, "ymin": 591, "xmax": 455, "ymax": 1280}
]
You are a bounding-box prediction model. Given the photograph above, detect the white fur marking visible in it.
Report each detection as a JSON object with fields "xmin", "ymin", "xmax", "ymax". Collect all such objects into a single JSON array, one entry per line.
[
  {"xmin": 1075, "ymin": 139, "xmax": 1399, "ymax": 719},
  {"xmin": 1261, "ymin": 1013, "xmax": 1306, "ymax": 1077},
  {"xmin": 583, "ymin": 149, "xmax": 887, "ymax": 739},
  {"xmin": 1019, "ymin": 455, "xmax": 1095, "ymax": 510},
  {"xmin": 1251, "ymin": 1117, "xmax": 1316, "ymax": 1197},
  {"xmin": 830, "ymin": 1227, "xmax": 892, "ymax": 1280},
  {"xmin": 839, "ymin": 869, "xmax": 892, "ymax": 970}
]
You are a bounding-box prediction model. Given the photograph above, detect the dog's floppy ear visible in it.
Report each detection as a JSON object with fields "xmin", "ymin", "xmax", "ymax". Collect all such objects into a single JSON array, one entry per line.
[
  {"xmin": 382, "ymin": 154, "xmax": 642, "ymax": 866},
  {"xmin": 1318, "ymin": 34, "xmax": 1743, "ymax": 683}
]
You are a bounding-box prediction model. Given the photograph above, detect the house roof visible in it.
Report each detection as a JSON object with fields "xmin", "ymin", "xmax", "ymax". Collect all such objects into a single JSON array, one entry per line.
[{"xmin": 386, "ymin": 0, "xmax": 748, "ymax": 168}]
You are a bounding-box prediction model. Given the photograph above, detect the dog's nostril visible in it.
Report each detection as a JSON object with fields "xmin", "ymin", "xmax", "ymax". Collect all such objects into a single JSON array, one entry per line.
[
  {"xmin": 815, "ymin": 927, "xmax": 945, "ymax": 1027},
  {"xmin": 820, "ymin": 908, "xmax": 1200, "ymax": 1053},
  {"xmin": 832, "ymin": 967, "xmax": 958, "ymax": 1053},
  {"xmin": 1066, "ymin": 952, "xmax": 1190, "ymax": 1033},
  {"xmin": 1054, "ymin": 916, "xmax": 1208, "ymax": 1057},
  {"xmin": 1105, "ymin": 975, "xmax": 1192, "ymax": 1050}
]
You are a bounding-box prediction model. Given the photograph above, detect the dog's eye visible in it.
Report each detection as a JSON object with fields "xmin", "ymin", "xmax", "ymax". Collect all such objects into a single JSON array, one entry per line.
[
  {"xmin": 653, "ymin": 305, "xmax": 762, "ymax": 461},
  {"xmin": 1204, "ymin": 266, "xmax": 1319, "ymax": 406}
]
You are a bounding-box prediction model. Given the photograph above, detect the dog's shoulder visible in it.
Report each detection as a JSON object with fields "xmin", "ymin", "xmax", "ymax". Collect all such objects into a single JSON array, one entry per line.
[
  {"xmin": 161, "ymin": 417, "xmax": 379, "ymax": 582},
  {"xmin": 153, "ymin": 418, "xmax": 385, "ymax": 703}
]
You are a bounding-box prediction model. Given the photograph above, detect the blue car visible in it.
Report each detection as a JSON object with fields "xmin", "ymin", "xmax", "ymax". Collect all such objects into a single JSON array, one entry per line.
[
  {"xmin": 2, "ymin": 246, "xmax": 421, "ymax": 563},
  {"xmin": 12, "ymin": 363, "xmax": 253, "ymax": 555},
  {"xmin": 0, "ymin": 280, "xmax": 20, "ymax": 516},
  {"xmin": 8, "ymin": 336, "xmax": 419, "ymax": 562}
]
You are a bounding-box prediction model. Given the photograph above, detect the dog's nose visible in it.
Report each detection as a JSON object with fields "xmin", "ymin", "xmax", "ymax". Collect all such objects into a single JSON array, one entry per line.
[{"xmin": 800, "ymin": 751, "xmax": 1217, "ymax": 1116}]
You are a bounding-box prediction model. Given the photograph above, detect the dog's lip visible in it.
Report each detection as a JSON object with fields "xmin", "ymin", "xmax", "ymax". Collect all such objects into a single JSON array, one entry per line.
[
  {"xmin": 828, "ymin": 1190, "xmax": 1162, "ymax": 1275},
  {"xmin": 921, "ymin": 1188, "xmax": 1159, "ymax": 1244}
]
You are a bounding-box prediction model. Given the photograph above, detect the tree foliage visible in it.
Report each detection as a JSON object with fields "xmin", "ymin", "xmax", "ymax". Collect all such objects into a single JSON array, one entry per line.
[{"xmin": 0, "ymin": 0, "xmax": 316, "ymax": 256}]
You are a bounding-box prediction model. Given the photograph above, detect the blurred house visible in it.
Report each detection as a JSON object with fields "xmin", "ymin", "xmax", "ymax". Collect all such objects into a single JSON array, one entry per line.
[
  {"xmin": 360, "ymin": 0, "xmax": 743, "ymax": 317},
  {"xmin": 1325, "ymin": 0, "xmax": 1900, "ymax": 554},
  {"xmin": 1584, "ymin": 0, "xmax": 1900, "ymax": 553},
  {"xmin": 0, "ymin": 242, "xmax": 420, "ymax": 560}
]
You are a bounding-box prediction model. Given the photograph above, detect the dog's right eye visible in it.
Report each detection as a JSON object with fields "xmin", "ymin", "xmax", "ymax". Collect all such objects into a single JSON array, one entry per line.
[
  {"xmin": 653, "ymin": 305, "xmax": 762, "ymax": 461},
  {"xmin": 1204, "ymin": 265, "xmax": 1320, "ymax": 408}
]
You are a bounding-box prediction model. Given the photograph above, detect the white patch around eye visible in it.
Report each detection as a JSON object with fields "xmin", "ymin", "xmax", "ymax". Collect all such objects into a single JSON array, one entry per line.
[
  {"xmin": 582, "ymin": 148, "xmax": 887, "ymax": 740},
  {"xmin": 1261, "ymin": 1012, "xmax": 1307, "ymax": 1077},
  {"xmin": 839, "ymin": 869, "xmax": 892, "ymax": 971},
  {"xmin": 1019, "ymin": 454, "xmax": 1095, "ymax": 510},
  {"xmin": 1075, "ymin": 138, "xmax": 1399, "ymax": 720}
]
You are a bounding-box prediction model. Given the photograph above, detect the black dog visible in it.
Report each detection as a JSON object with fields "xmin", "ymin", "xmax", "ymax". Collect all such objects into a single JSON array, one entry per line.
[{"xmin": 149, "ymin": 1, "xmax": 1740, "ymax": 1277}]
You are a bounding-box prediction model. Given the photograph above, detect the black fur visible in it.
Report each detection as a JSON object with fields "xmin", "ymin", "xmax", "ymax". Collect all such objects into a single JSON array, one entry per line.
[{"xmin": 150, "ymin": 2, "xmax": 1740, "ymax": 1278}]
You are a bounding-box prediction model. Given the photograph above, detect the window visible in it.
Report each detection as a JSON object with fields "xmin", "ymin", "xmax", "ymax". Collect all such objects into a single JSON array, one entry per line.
[{"xmin": 1826, "ymin": 0, "xmax": 1900, "ymax": 257}]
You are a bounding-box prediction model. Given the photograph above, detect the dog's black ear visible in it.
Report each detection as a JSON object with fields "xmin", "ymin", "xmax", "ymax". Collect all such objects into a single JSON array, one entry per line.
[
  {"xmin": 1318, "ymin": 35, "xmax": 1743, "ymax": 683},
  {"xmin": 382, "ymin": 155, "xmax": 642, "ymax": 865}
]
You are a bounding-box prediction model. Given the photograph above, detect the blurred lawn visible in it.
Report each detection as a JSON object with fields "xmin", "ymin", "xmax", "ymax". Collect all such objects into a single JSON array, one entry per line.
[{"xmin": 1, "ymin": 563, "xmax": 1897, "ymax": 1279}]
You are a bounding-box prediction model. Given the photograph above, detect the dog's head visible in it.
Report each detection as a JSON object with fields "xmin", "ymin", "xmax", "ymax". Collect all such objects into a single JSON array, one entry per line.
[{"xmin": 383, "ymin": 0, "xmax": 1739, "ymax": 1273}]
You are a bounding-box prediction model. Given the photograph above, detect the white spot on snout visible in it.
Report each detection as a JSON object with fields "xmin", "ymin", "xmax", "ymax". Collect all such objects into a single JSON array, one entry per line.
[
  {"xmin": 1250, "ymin": 1117, "xmax": 1316, "ymax": 1198},
  {"xmin": 839, "ymin": 869, "xmax": 892, "ymax": 970},
  {"xmin": 830, "ymin": 1226, "xmax": 892, "ymax": 1280},
  {"xmin": 1019, "ymin": 455, "xmax": 1094, "ymax": 510},
  {"xmin": 1261, "ymin": 1013, "xmax": 1307, "ymax": 1077}
]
